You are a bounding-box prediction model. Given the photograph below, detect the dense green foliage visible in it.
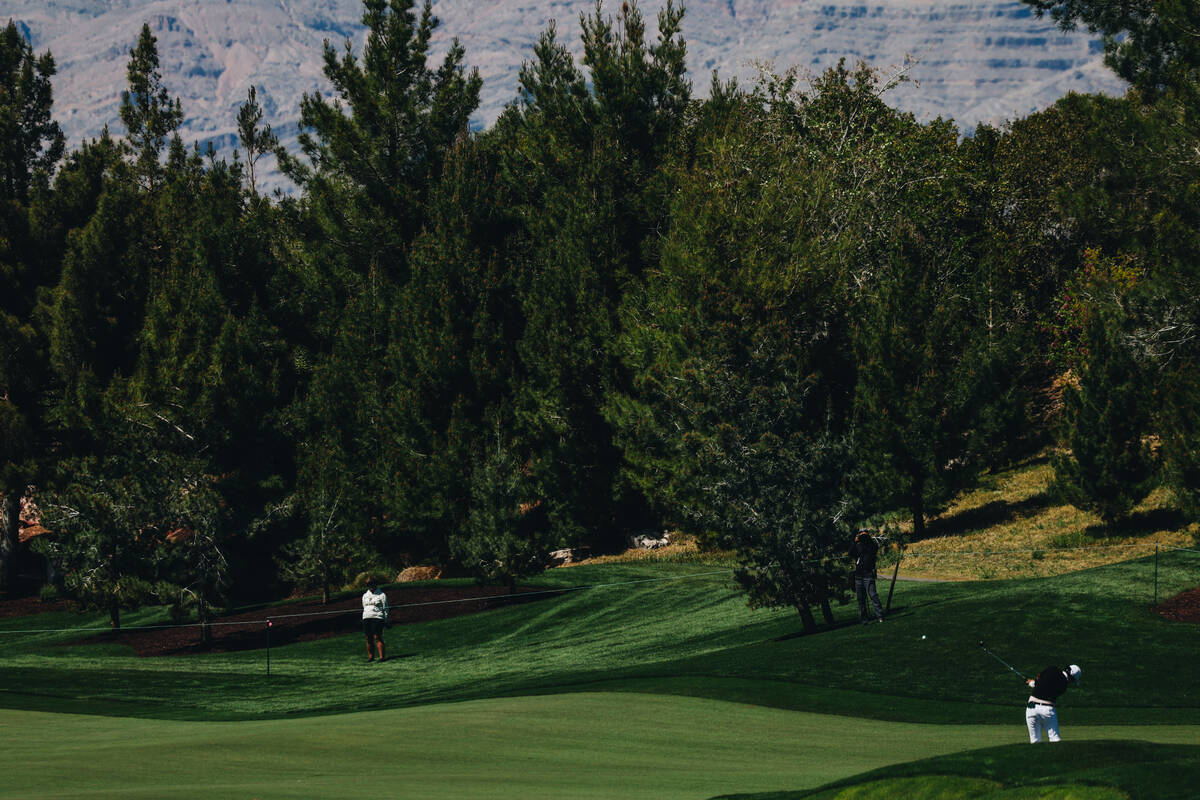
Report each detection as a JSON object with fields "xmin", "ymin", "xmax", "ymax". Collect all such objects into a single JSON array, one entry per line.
[{"xmin": 1, "ymin": 0, "xmax": 1198, "ymax": 622}]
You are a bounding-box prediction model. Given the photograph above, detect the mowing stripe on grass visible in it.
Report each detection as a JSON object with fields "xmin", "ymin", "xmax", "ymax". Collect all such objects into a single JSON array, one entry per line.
[
  {"xmin": 2, "ymin": 693, "xmax": 1195, "ymax": 800},
  {"xmin": 0, "ymin": 569, "xmax": 735, "ymax": 635}
]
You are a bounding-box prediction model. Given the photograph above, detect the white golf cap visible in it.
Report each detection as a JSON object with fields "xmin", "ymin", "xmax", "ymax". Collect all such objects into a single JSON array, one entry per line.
[{"xmin": 1068, "ymin": 664, "xmax": 1082, "ymax": 683}]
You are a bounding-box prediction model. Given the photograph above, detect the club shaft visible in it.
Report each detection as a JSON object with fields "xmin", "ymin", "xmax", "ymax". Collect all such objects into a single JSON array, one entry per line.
[{"xmin": 980, "ymin": 643, "xmax": 1026, "ymax": 680}]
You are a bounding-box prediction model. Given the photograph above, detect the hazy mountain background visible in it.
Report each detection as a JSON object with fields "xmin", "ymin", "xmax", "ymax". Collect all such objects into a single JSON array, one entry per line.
[{"xmin": 2, "ymin": 0, "xmax": 1126, "ymax": 190}]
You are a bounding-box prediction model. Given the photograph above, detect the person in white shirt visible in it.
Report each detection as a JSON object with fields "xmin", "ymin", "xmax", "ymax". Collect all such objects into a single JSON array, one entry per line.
[{"xmin": 362, "ymin": 579, "xmax": 388, "ymax": 663}]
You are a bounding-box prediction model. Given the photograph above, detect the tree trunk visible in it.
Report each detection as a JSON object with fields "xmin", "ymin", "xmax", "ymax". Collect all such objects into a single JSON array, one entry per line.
[
  {"xmin": 911, "ymin": 491, "xmax": 926, "ymax": 540},
  {"xmin": 199, "ymin": 597, "xmax": 211, "ymax": 645},
  {"xmin": 794, "ymin": 603, "xmax": 817, "ymax": 634},
  {"xmin": 0, "ymin": 489, "xmax": 18, "ymax": 600},
  {"xmin": 819, "ymin": 598, "xmax": 835, "ymax": 625},
  {"xmin": 109, "ymin": 602, "xmax": 121, "ymax": 630}
]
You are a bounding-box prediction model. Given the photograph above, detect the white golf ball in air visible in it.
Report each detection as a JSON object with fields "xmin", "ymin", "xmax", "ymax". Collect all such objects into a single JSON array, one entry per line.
[{"xmin": 921, "ymin": 635, "xmax": 927, "ymax": 640}]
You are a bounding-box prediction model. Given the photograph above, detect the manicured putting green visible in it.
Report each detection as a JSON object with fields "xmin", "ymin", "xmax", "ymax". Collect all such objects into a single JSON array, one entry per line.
[{"xmin": 2, "ymin": 693, "xmax": 1195, "ymax": 800}]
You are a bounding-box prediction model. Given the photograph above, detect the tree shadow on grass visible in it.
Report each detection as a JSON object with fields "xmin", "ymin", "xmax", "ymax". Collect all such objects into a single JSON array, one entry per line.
[
  {"xmin": 772, "ymin": 609, "xmax": 907, "ymax": 641},
  {"xmin": 922, "ymin": 492, "xmax": 1055, "ymax": 541},
  {"xmin": 1082, "ymin": 508, "xmax": 1193, "ymax": 540}
]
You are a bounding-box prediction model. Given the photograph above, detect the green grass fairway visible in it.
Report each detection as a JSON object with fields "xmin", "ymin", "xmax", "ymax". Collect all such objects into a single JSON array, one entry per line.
[
  {"xmin": 2, "ymin": 554, "xmax": 1198, "ymax": 798},
  {"xmin": 722, "ymin": 741, "xmax": 1200, "ymax": 799},
  {"xmin": 3, "ymin": 558, "xmax": 1199, "ymax": 722},
  {"xmin": 2, "ymin": 694, "xmax": 1196, "ymax": 800}
]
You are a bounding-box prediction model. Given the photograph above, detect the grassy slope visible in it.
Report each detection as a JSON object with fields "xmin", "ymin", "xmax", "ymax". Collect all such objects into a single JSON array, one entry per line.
[
  {"xmin": 720, "ymin": 741, "xmax": 1200, "ymax": 800},
  {"xmin": 2, "ymin": 553, "xmax": 1198, "ymax": 722},
  {"xmin": 1, "ymin": 460, "xmax": 1198, "ymax": 797},
  {"xmin": 896, "ymin": 458, "xmax": 1199, "ymax": 581}
]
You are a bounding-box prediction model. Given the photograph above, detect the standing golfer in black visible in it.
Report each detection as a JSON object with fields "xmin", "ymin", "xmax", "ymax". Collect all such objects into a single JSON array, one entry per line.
[{"xmin": 851, "ymin": 529, "xmax": 885, "ymax": 624}]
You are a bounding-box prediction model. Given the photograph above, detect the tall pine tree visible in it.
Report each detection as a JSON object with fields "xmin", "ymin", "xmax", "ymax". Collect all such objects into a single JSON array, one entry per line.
[
  {"xmin": 1053, "ymin": 312, "xmax": 1157, "ymax": 525},
  {"xmin": 0, "ymin": 20, "xmax": 64, "ymax": 597},
  {"xmin": 277, "ymin": 0, "xmax": 482, "ymax": 576}
]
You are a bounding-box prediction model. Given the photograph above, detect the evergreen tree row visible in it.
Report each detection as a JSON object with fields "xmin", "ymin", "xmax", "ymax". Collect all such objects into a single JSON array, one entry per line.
[{"xmin": 1, "ymin": 0, "xmax": 1196, "ymax": 632}]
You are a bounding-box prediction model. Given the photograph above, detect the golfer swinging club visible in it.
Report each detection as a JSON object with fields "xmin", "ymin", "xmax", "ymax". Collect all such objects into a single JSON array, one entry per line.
[
  {"xmin": 362, "ymin": 578, "xmax": 388, "ymax": 663},
  {"xmin": 1025, "ymin": 663, "xmax": 1082, "ymax": 742}
]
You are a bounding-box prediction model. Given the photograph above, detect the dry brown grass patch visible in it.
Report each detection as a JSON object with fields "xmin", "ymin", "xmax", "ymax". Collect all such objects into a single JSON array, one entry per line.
[{"xmin": 896, "ymin": 461, "xmax": 1197, "ymax": 581}]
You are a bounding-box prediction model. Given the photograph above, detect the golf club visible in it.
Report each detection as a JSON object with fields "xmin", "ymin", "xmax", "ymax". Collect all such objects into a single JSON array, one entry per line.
[{"xmin": 978, "ymin": 640, "xmax": 1027, "ymax": 681}]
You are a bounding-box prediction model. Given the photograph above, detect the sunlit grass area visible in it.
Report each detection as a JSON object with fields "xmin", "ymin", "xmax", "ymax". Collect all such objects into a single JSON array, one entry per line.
[{"xmin": 887, "ymin": 458, "xmax": 1198, "ymax": 581}]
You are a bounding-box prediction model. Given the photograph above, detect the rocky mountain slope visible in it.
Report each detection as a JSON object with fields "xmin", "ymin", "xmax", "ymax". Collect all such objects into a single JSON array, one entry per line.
[{"xmin": 3, "ymin": 0, "xmax": 1125, "ymax": 187}]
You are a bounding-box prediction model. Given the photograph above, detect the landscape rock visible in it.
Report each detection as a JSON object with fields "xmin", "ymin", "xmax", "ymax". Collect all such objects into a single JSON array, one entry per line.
[
  {"xmin": 628, "ymin": 532, "xmax": 671, "ymax": 550},
  {"xmin": 548, "ymin": 547, "xmax": 591, "ymax": 566}
]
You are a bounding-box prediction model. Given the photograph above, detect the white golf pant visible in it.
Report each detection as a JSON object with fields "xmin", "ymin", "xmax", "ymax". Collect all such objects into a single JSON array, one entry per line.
[{"xmin": 1026, "ymin": 700, "xmax": 1060, "ymax": 743}]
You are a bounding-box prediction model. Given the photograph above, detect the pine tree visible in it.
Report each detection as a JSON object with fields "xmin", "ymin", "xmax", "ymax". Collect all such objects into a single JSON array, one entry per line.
[
  {"xmin": 45, "ymin": 24, "xmax": 186, "ymax": 408},
  {"xmin": 1160, "ymin": 366, "xmax": 1200, "ymax": 522},
  {"xmin": 277, "ymin": 0, "xmax": 481, "ymax": 283},
  {"xmin": 0, "ymin": 20, "xmax": 64, "ymax": 597},
  {"xmin": 0, "ymin": 21, "xmax": 63, "ymax": 201},
  {"xmin": 494, "ymin": 1, "xmax": 691, "ymax": 552},
  {"xmin": 852, "ymin": 221, "xmax": 989, "ymax": 540},
  {"xmin": 833, "ymin": 70, "xmax": 989, "ymax": 539},
  {"xmin": 610, "ymin": 72, "xmax": 867, "ymax": 631},
  {"xmin": 1023, "ymin": 0, "xmax": 1200, "ymax": 110},
  {"xmin": 35, "ymin": 27, "xmax": 271, "ymax": 616},
  {"xmin": 383, "ymin": 132, "xmax": 521, "ymax": 560},
  {"xmin": 34, "ymin": 396, "xmax": 217, "ymax": 629},
  {"xmin": 449, "ymin": 429, "xmax": 557, "ymax": 591},
  {"xmin": 1052, "ymin": 313, "xmax": 1157, "ymax": 525},
  {"xmin": 279, "ymin": 439, "xmax": 374, "ymax": 604},
  {"xmin": 276, "ymin": 0, "xmax": 482, "ymax": 573},
  {"xmin": 120, "ymin": 24, "xmax": 183, "ymax": 187},
  {"xmin": 236, "ymin": 85, "xmax": 277, "ymax": 195},
  {"xmin": 129, "ymin": 141, "xmax": 293, "ymax": 598}
]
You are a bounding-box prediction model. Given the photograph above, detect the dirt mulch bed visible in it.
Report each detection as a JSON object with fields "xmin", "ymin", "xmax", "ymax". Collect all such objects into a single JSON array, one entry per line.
[
  {"xmin": 1155, "ymin": 586, "xmax": 1200, "ymax": 623},
  {"xmin": 1, "ymin": 585, "xmax": 551, "ymax": 657},
  {"xmin": 0, "ymin": 595, "xmax": 70, "ymax": 618}
]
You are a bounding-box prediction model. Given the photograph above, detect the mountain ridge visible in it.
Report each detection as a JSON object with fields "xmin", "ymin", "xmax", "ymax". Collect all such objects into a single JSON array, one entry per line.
[{"xmin": 3, "ymin": 1, "xmax": 1126, "ymax": 189}]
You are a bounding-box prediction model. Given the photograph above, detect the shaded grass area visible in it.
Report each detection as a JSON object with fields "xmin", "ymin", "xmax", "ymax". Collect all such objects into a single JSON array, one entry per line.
[
  {"xmin": 1, "ymin": 554, "xmax": 1199, "ymax": 724},
  {"xmin": 924, "ymin": 491, "xmax": 1056, "ymax": 539},
  {"xmin": 2, "ymin": 696, "xmax": 1196, "ymax": 800},
  {"xmin": 719, "ymin": 740, "xmax": 1200, "ymax": 800}
]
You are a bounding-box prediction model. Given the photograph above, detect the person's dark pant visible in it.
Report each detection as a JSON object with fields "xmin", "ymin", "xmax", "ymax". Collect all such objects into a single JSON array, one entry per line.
[{"xmin": 855, "ymin": 574, "xmax": 884, "ymax": 621}]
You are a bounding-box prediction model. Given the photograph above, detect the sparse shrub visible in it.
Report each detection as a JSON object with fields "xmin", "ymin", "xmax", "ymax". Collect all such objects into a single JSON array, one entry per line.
[{"xmin": 348, "ymin": 571, "xmax": 392, "ymax": 591}]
